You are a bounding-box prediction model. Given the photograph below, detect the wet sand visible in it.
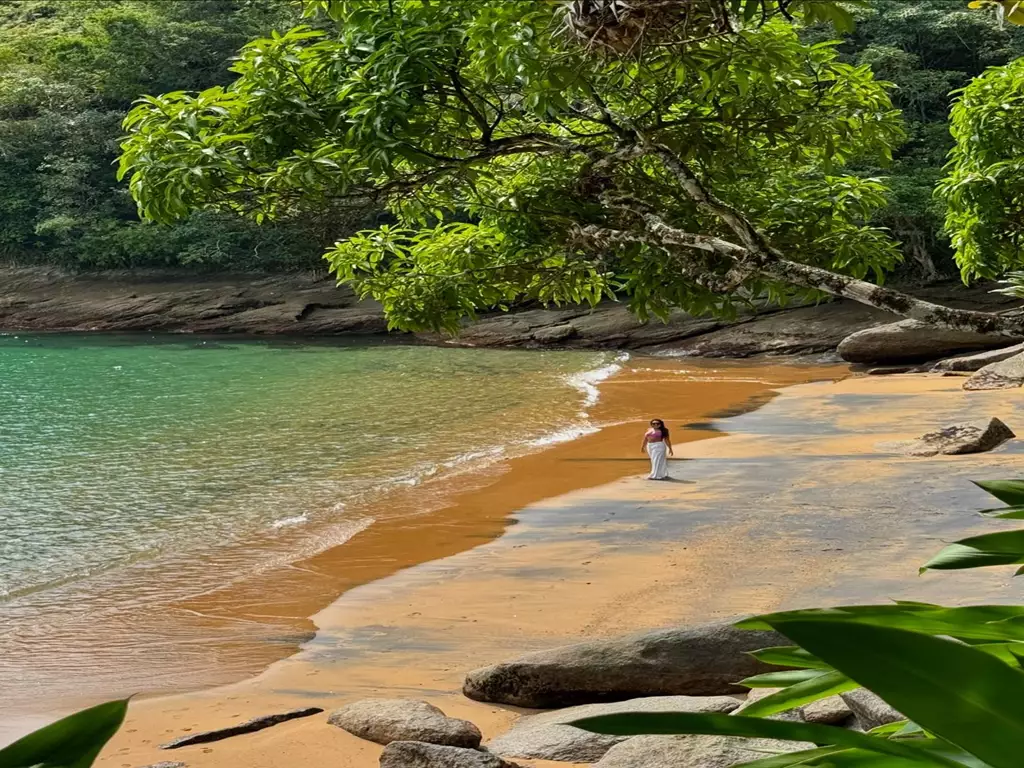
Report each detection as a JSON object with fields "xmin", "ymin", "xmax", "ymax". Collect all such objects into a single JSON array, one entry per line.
[{"xmin": 83, "ymin": 369, "xmax": 1024, "ymax": 768}]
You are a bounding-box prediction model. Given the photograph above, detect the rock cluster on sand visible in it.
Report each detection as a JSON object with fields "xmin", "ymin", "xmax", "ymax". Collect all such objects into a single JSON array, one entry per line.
[
  {"xmin": 964, "ymin": 351, "xmax": 1024, "ymax": 390},
  {"xmin": 486, "ymin": 695, "xmax": 739, "ymax": 762},
  {"xmin": 328, "ymin": 699, "xmax": 481, "ymax": 748},
  {"xmin": 324, "ymin": 619, "xmax": 907, "ymax": 767},
  {"xmin": 379, "ymin": 742, "xmax": 522, "ymax": 768},
  {"xmin": 463, "ymin": 621, "xmax": 787, "ymax": 708},
  {"xmin": 885, "ymin": 417, "xmax": 1015, "ymax": 457}
]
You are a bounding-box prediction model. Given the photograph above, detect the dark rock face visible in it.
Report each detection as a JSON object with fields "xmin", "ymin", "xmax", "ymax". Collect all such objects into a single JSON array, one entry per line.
[
  {"xmin": 1, "ymin": 268, "xmax": 1017, "ymax": 359},
  {"xmin": 838, "ymin": 319, "xmax": 1022, "ymax": 365},
  {"xmin": 964, "ymin": 351, "xmax": 1024, "ymax": 390},
  {"xmin": 886, "ymin": 418, "xmax": 1015, "ymax": 457},
  {"xmin": 327, "ymin": 699, "xmax": 481, "ymax": 748},
  {"xmin": 463, "ymin": 621, "xmax": 787, "ymax": 708},
  {"xmin": 378, "ymin": 742, "xmax": 522, "ymax": 768}
]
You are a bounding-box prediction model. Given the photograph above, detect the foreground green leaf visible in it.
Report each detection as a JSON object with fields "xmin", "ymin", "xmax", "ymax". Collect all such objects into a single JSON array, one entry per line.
[
  {"xmin": 749, "ymin": 646, "xmax": 830, "ymax": 670},
  {"xmin": 974, "ymin": 480, "xmax": 1024, "ymax": 507},
  {"xmin": 740, "ymin": 669, "xmax": 829, "ymax": 688},
  {"xmin": 920, "ymin": 530, "xmax": 1024, "ymax": 573},
  {"xmin": 0, "ymin": 699, "xmax": 128, "ymax": 768},
  {"xmin": 571, "ymin": 712, "xmax": 960, "ymax": 767},
  {"xmin": 739, "ymin": 670, "xmax": 858, "ymax": 719},
  {"xmin": 768, "ymin": 619, "xmax": 1024, "ymax": 768},
  {"xmin": 738, "ymin": 605, "xmax": 1024, "ymax": 643}
]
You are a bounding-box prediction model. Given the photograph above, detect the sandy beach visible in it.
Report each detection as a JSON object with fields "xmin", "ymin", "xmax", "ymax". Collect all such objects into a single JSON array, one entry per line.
[{"xmin": 75, "ymin": 364, "xmax": 1024, "ymax": 767}]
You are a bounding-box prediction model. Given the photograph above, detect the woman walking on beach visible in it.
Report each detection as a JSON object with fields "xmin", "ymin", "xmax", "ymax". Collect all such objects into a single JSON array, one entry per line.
[{"xmin": 642, "ymin": 419, "xmax": 673, "ymax": 480}]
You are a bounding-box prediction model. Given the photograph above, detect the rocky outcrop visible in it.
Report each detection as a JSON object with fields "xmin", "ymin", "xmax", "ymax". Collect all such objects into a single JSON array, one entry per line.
[
  {"xmin": 964, "ymin": 352, "xmax": 1024, "ymax": 390},
  {"xmin": 486, "ymin": 695, "xmax": 739, "ymax": 763},
  {"xmin": 463, "ymin": 621, "xmax": 787, "ymax": 708},
  {"xmin": 593, "ymin": 734, "xmax": 814, "ymax": 768},
  {"xmin": 159, "ymin": 707, "xmax": 323, "ymax": 749},
  {"xmin": 837, "ymin": 319, "xmax": 1023, "ymax": 365},
  {"xmin": 378, "ymin": 742, "xmax": 522, "ymax": 768},
  {"xmin": 884, "ymin": 418, "xmax": 1015, "ymax": 457},
  {"xmin": 327, "ymin": 699, "xmax": 481, "ymax": 748},
  {"xmin": 932, "ymin": 343, "xmax": 1024, "ymax": 373},
  {"xmin": 1, "ymin": 268, "xmax": 1019, "ymax": 359},
  {"xmin": 841, "ymin": 689, "xmax": 904, "ymax": 730}
]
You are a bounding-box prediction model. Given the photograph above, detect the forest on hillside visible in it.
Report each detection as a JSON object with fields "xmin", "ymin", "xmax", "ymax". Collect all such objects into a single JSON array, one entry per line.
[{"xmin": 0, "ymin": 0, "xmax": 1021, "ymax": 274}]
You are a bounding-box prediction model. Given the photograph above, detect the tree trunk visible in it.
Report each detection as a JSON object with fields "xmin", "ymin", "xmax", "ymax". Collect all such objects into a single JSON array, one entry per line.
[{"xmin": 758, "ymin": 258, "xmax": 1024, "ymax": 337}]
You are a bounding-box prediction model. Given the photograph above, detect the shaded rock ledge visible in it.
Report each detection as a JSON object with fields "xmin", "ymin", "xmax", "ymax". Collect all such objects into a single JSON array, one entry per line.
[{"xmin": 1, "ymin": 268, "xmax": 1019, "ymax": 362}]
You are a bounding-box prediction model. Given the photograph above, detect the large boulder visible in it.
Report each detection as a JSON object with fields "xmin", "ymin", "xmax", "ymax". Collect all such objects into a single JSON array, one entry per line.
[
  {"xmin": 884, "ymin": 418, "xmax": 1015, "ymax": 457},
  {"xmin": 932, "ymin": 343, "xmax": 1024, "ymax": 373},
  {"xmin": 328, "ymin": 699, "xmax": 481, "ymax": 748},
  {"xmin": 379, "ymin": 742, "xmax": 522, "ymax": 768},
  {"xmin": 841, "ymin": 690, "xmax": 904, "ymax": 730},
  {"xmin": 594, "ymin": 734, "xmax": 814, "ymax": 768},
  {"xmin": 837, "ymin": 320, "xmax": 1019, "ymax": 365},
  {"xmin": 487, "ymin": 695, "xmax": 739, "ymax": 763},
  {"xmin": 463, "ymin": 621, "xmax": 787, "ymax": 708},
  {"xmin": 964, "ymin": 351, "xmax": 1024, "ymax": 390}
]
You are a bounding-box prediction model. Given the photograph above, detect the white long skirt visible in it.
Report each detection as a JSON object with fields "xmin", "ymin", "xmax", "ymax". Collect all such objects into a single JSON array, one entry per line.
[{"xmin": 647, "ymin": 441, "xmax": 669, "ymax": 480}]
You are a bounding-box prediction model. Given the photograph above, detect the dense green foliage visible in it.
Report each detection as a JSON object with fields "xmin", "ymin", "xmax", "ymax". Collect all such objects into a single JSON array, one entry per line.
[
  {"xmin": 118, "ymin": 0, "xmax": 919, "ymax": 331},
  {"xmin": 0, "ymin": 0, "xmax": 364, "ymax": 269},
  {"xmin": 576, "ymin": 478, "xmax": 1024, "ymax": 768},
  {"xmin": 832, "ymin": 0, "xmax": 1024, "ymax": 280}
]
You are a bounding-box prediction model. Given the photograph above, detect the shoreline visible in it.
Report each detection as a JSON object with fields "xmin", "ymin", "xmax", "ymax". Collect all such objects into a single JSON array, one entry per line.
[
  {"xmin": 79, "ymin": 358, "xmax": 847, "ymax": 766},
  {"xmin": 1, "ymin": 358, "xmax": 845, "ymax": 747},
  {"xmin": 89, "ymin": 368, "xmax": 1024, "ymax": 768}
]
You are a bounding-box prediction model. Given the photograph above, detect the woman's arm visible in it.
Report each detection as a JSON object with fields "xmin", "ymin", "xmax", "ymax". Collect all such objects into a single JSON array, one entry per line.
[
  {"xmin": 665, "ymin": 435, "xmax": 674, "ymax": 457},
  {"xmin": 641, "ymin": 431, "xmax": 649, "ymax": 453}
]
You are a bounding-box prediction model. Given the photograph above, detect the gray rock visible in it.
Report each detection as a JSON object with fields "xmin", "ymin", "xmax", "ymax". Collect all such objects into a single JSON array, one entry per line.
[
  {"xmin": 487, "ymin": 695, "xmax": 739, "ymax": 762},
  {"xmin": 804, "ymin": 695, "xmax": 854, "ymax": 725},
  {"xmin": 837, "ymin": 319, "xmax": 1020, "ymax": 365},
  {"xmin": 732, "ymin": 687, "xmax": 803, "ymax": 722},
  {"xmin": 379, "ymin": 742, "xmax": 522, "ymax": 768},
  {"xmin": 841, "ymin": 689, "xmax": 904, "ymax": 730},
  {"xmin": 885, "ymin": 418, "xmax": 1015, "ymax": 457},
  {"xmin": 463, "ymin": 621, "xmax": 788, "ymax": 708},
  {"xmin": 964, "ymin": 351, "xmax": 1024, "ymax": 390},
  {"xmin": 160, "ymin": 707, "xmax": 323, "ymax": 749},
  {"xmin": 594, "ymin": 734, "xmax": 814, "ymax": 768},
  {"xmin": 531, "ymin": 323, "xmax": 576, "ymax": 343},
  {"xmin": 328, "ymin": 699, "xmax": 481, "ymax": 748},
  {"xmin": 932, "ymin": 342, "xmax": 1024, "ymax": 373}
]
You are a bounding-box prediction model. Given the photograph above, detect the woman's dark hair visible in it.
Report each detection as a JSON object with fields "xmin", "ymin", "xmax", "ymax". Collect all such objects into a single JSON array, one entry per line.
[{"xmin": 650, "ymin": 418, "xmax": 669, "ymax": 438}]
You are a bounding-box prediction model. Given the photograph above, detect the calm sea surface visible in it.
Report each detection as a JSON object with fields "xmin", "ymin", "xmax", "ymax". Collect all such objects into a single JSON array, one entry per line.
[{"xmin": 0, "ymin": 334, "xmax": 617, "ymax": 731}]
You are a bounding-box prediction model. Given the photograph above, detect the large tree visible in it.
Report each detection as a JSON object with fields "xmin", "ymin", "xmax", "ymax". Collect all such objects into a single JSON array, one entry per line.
[{"xmin": 118, "ymin": 0, "xmax": 1023, "ymax": 333}]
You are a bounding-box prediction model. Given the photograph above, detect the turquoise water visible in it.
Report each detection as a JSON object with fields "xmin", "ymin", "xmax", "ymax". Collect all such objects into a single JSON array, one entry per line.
[{"xmin": 0, "ymin": 335, "xmax": 615, "ymax": 726}]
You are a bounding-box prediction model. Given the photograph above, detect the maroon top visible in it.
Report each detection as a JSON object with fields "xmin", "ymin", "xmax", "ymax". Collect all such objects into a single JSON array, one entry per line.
[{"xmin": 645, "ymin": 428, "xmax": 665, "ymax": 443}]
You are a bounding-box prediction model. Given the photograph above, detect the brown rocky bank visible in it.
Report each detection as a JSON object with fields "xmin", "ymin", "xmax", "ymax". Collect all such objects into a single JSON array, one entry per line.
[{"xmin": 0, "ymin": 267, "xmax": 1016, "ymax": 358}]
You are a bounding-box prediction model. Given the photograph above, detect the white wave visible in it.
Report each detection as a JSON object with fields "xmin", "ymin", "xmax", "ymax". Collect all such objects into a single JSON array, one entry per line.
[
  {"xmin": 270, "ymin": 513, "xmax": 308, "ymax": 529},
  {"xmin": 565, "ymin": 352, "xmax": 630, "ymax": 411},
  {"xmin": 528, "ymin": 423, "xmax": 600, "ymax": 447}
]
